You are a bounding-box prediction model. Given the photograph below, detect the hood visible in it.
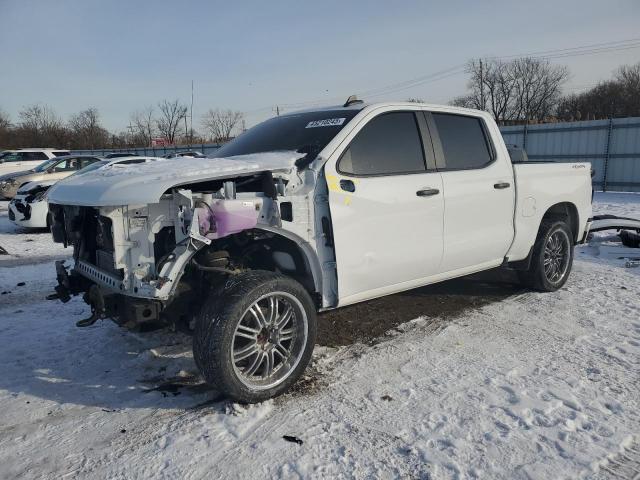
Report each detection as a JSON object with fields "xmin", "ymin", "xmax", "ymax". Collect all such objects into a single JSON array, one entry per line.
[
  {"xmin": 47, "ymin": 151, "xmax": 303, "ymax": 207},
  {"xmin": 17, "ymin": 179, "xmax": 58, "ymax": 194},
  {"xmin": 0, "ymin": 170, "xmax": 30, "ymax": 181}
]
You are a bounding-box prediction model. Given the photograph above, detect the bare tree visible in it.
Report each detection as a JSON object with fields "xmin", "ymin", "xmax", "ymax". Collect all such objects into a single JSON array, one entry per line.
[
  {"xmin": 451, "ymin": 59, "xmax": 519, "ymax": 123},
  {"xmin": 556, "ymin": 62, "xmax": 640, "ymax": 121},
  {"xmin": 0, "ymin": 109, "xmax": 10, "ymax": 130},
  {"xmin": 17, "ymin": 104, "xmax": 67, "ymax": 146},
  {"xmin": 0, "ymin": 108, "xmax": 11, "ymax": 147},
  {"xmin": 452, "ymin": 58, "xmax": 568, "ymax": 123},
  {"xmin": 68, "ymin": 107, "xmax": 109, "ymax": 149},
  {"xmin": 156, "ymin": 99, "xmax": 187, "ymax": 144},
  {"xmin": 511, "ymin": 58, "xmax": 569, "ymax": 122},
  {"xmin": 616, "ymin": 62, "xmax": 640, "ymax": 115},
  {"xmin": 201, "ymin": 109, "xmax": 243, "ymax": 143},
  {"xmin": 130, "ymin": 106, "xmax": 155, "ymax": 146}
]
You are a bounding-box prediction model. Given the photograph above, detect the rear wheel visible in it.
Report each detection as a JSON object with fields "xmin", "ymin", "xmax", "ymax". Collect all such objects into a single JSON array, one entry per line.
[
  {"xmin": 193, "ymin": 271, "xmax": 317, "ymax": 403},
  {"xmin": 519, "ymin": 220, "xmax": 574, "ymax": 291}
]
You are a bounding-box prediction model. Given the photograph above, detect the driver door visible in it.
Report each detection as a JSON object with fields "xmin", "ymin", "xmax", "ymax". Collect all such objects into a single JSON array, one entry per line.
[{"xmin": 325, "ymin": 110, "xmax": 444, "ymax": 306}]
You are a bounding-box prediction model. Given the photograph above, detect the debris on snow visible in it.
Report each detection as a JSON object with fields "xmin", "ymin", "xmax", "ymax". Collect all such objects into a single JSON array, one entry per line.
[{"xmin": 283, "ymin": 435, "xmax": 304, "ymax": 445}]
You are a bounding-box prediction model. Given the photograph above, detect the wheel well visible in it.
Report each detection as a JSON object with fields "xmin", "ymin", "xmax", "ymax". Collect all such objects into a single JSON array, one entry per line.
[
  {"xmin": 541, "ymin": 202, "xmax": 579, "ymax": 243},
  {"xmin": 196, "ymin": 230, "xmax": 320, "ymax": 304}
]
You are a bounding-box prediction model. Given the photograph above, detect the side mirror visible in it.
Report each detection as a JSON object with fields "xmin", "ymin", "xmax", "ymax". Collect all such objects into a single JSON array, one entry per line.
[{"xmin": 295, "ymin": 145, "xmax": 315, "ymax": 170}]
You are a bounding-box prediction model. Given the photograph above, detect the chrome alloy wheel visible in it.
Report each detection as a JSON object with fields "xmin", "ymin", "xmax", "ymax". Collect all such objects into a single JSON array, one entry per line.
[
  {"xmin": 544, "ymin": 229, "xmax": 571, "ymax": 284},
  {"xmin": 231, "ymin": 292, "xmax": 308, "ymax": 390}
]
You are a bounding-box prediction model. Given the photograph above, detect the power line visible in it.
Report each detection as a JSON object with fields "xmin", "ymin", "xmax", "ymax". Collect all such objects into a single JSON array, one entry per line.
[
  {"xmin": 489, "ymin": 36, "xmax": 640, "ymax": 60},
  {"xmin": 242, "ymin": 37, "xmax": 640, "ymax": 121}
]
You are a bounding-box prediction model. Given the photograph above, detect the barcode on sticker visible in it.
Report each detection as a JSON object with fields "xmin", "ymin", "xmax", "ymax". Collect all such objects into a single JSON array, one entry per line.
[{"xmin": 305, "ymin": 118, "xmax": 346, "ymax": 128}]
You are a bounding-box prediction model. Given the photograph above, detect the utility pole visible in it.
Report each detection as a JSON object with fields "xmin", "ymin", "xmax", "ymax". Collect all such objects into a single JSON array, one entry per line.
[
  {"xmin": 190, "ymin": 80, "xmax": 194, "ymax": 144},
  {"xmin": 276, "ymin": 105, "xmax": 280, "ymax": 116},
  {"xmin": 479, "ymin": 58, "xmax": 485, "ymax": 111},
  {"xmin": 127, "ymin": 121, "xmax": 135, "ymax": 147}
]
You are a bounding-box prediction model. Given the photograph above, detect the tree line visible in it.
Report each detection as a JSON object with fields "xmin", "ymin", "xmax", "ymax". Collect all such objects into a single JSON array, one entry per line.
[
  {"xmin": 0, "ymin": 100, "xmax": 244, "ymax": 150},
  {"xmin": 1, "ymin": 59, "xmax": 639, "ymax": 149},
  {"xmin": 452, "ymin": 59, "xmax": 640, "ymax": 124}
]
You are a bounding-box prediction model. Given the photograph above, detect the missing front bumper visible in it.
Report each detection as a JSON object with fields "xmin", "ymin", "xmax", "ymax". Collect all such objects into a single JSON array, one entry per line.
[{"xmin": 53, "ymin": 260, "xmax": 163, "ymax": 328}]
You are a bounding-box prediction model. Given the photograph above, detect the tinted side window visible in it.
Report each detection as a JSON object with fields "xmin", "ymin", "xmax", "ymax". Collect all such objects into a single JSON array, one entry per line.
[
  {"xmin": 339, "ymin": 112, "xmax": 425, "ymax": 176},
  {"xmin": 432, "ymin": 113, "xmax": 492, "ymax": 170},
  {"xmin": 2, "ymin": 153, "xmax": 22, "ymax": 162},
  {"xmin": 53, "ymin": 151, "xmax": 69, "ymax": 156},
  {"xmin": 25, "ymin": 152, "xmax": 49, "ymax": 160}
]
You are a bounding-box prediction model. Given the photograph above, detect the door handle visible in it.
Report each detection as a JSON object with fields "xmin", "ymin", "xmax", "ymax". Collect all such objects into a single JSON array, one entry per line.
[
  {"xmin": 494, "ymin": 182, "xmax": 510, "ymax": 189},
  {"xmin": 416, "ymin": 188, "xmax": 440, "ymax": 197},
  {"xmin": 340, "ymin": 179, "xmax": 355, "ymax": 192}
]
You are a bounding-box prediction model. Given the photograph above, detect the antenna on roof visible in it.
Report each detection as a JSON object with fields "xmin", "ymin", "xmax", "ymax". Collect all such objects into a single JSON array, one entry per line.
[{"xmin": 343, "ymin": 95, "xmax": 364, "ymax": 107}]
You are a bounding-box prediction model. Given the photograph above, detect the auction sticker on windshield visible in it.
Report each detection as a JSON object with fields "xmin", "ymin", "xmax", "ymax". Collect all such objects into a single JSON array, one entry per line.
[{"xmin": 305, "ymin": 118, "xmax": 346, "ymax": 128}]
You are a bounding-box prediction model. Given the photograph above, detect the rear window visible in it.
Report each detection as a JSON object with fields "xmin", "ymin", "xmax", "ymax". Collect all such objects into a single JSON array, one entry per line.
[
  {"xmin": 432, "ymin": 113, "xmax": 493, "ymax": 170},
  {"xmin": 213, "ymin": 109, "xmax": 360, "ymax": 159},
  {"xmin": 118, "ymin": 159, "xmax": 146, "ymax": 165},
  {"xmin": 104, "ymin": 153, "xmax": 136, "ymax": 159},
  {"xmin": 72, "ymin": 160, "xmax": 109, "ymax": 176}
]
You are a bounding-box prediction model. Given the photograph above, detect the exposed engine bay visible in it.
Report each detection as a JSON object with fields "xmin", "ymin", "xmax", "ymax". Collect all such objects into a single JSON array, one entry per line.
[{"xmin": 49, "ymin": 168, "xmax": 332, "ymax": 329}]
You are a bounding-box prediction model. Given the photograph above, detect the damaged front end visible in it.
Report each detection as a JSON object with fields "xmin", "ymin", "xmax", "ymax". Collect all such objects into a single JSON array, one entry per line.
[{"xmin": 49, "ymin": 170, "xmax": 298, "ymax": 330}]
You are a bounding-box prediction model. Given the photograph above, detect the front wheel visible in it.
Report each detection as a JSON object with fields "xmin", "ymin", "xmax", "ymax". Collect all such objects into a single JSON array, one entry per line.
[
  {"xmin": 518, "ymin": 220, "xmax": 574, "ymax": 291},
  {"xmin": 193, "ymin": 271, "xmax": 317, "ymax": 403}
]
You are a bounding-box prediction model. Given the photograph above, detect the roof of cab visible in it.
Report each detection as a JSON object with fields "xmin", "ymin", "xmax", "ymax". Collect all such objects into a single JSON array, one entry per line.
[{"xmin": 284, "ymin": 101, "xmax": 488, "ymax": 119}]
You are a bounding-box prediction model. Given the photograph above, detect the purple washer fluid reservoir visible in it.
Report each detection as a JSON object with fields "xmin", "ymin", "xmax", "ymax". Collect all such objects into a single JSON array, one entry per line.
[{"xmin": 200, "ymin": 199, "xmax": 259, "ymax": 239}]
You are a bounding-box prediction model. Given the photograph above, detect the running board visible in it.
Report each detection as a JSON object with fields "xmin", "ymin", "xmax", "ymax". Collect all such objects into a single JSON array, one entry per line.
[{"xmin": 589, "ymin": 214, "xmax": 640, "ymax": 233}]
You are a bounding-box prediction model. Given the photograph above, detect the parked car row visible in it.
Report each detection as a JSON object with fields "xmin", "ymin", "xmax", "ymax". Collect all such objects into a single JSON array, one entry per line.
[
  {"xmin": 8, "ymin": 157, "xmax": 159, "ymax": 228},
  {"xmin": 2, "ymin": 150, "xmax": 206, "ymax": 229},
  {"xmin": 0, "ymin": 148, "xmax": 70, "ymax": 175}
]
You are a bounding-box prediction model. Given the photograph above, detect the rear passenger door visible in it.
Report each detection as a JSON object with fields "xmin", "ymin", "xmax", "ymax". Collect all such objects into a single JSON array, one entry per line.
[
  {"xmin": 326, "ymin": 111, "xmax": 444, "ymax": 305},
  {"xmin": 427, "ymin": 112, "xmax": 514, "ymax": 272}
]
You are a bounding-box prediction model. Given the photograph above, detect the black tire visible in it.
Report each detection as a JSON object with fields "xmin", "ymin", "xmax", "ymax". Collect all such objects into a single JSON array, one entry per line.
[
  {"xmin": 519, "ymin": 220, "xmax": 574, "ymax": 292},
  {"xmin": 193, "ymin": 270, "xmax": 317, "ymax": 403}
]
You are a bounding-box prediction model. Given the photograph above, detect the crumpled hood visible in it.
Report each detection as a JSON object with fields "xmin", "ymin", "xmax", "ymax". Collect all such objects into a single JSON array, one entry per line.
[{"xmin": 47, "ymin": 151, "xmax": 303, "ymax": 207}]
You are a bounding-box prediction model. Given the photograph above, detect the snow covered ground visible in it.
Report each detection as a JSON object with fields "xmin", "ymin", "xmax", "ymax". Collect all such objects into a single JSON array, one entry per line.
[{"xmin": 0, "ymin": 193, "xmax": 639, "ymax": 479}]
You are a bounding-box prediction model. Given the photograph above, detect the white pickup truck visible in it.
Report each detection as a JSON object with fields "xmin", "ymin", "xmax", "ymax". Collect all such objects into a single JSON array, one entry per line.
[{"xmin": 48, "ymin": 101, "xmax": 593, "ymax": 402}]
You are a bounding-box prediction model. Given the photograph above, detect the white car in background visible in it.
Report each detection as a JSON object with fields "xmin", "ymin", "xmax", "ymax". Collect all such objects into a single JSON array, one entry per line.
[
  {"xmin": 8, "ymin": 156, "xmax": 156, "ymax": 229},
  {"xmin": 0, "ymin": 148, "xmax": 70, "ymax": 176}
]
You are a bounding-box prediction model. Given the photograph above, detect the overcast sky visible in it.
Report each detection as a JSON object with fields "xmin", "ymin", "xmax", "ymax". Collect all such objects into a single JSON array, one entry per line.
[{"xmin": 1, "ymin": 0, "xmax": 639, "ymax": 132}]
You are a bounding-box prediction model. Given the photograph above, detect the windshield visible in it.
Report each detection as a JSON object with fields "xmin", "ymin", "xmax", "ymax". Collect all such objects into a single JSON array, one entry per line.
[
  {"xmin": 33, "ymin": 159, "xmax": 59, "ymax": 172},
  {"xmin": 213, "ymin": 109, "xmax": 360, "ymax": 159}
]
